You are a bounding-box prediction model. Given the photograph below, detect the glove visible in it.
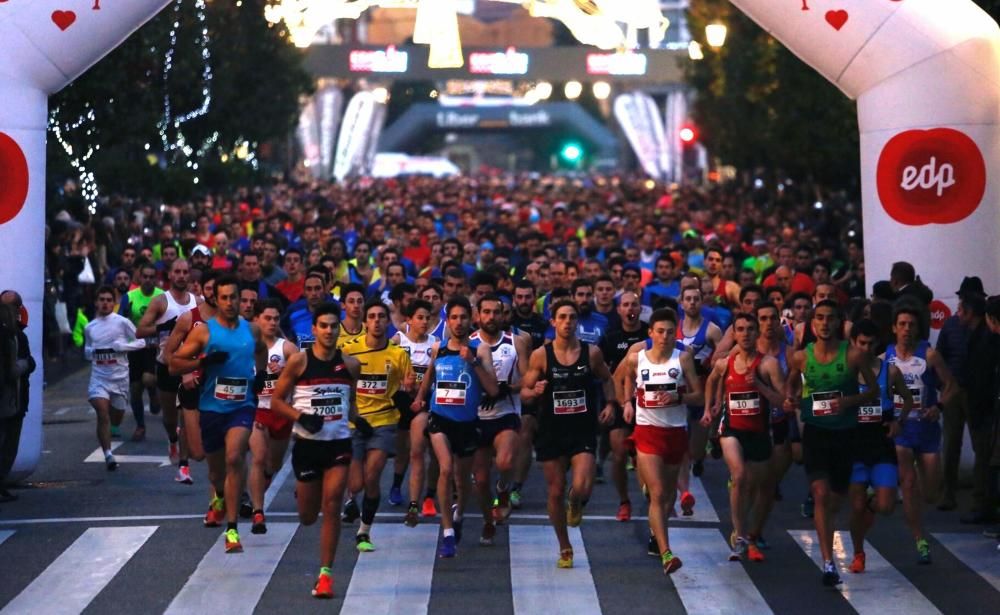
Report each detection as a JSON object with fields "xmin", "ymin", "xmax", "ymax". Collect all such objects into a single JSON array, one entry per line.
[
  {"xmin": 201, "ymin": 351, "xmax": 229, "ymax": 367},
  {"xmin": 354, "ymin": 415, "xmax": 375, "ymax": 438},
  {"xmin": 254, "ymin": 372, "xmax": 267, "ymax": 395},
  {"xmin": 296, "ymin": 412, "xmax": 324, "ymax": 435},
  {"xmin": 392, "ymin": 390, "xmax": 413, "ymax": 413}
]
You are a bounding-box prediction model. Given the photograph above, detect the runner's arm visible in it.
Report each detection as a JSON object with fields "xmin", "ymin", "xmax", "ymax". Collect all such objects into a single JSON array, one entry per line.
[
  {"xmin": 755, "ymin": 356, "xmax": 787, "ymax": 407},
  {"xmin": 162, "ymin": 311, "xmax": 192, "ymax": 367},
  {"xmin": 269, "ymin": 352, "xmax": 306, "ymax": 422},
  {"xmin": 344, "ymin": 354, "xmax": 362, "ymax": 423},
  {"xmin": 474, "ymin": 342, "xmax": 500, "ymax": 397},
  {"xmin": 520, "ymin": 347, "xmax": 547, "ymax": 403},
  {"xmin": 411, "ymin": 343, "xmax": 438, "ymax": 411},
  {"xmin": 843, "ymin": 347, "xmax": 880, "ymax": 409},
  {"xmin": 926, "ymin": 348, "xmax": 957, "ymax": 409},
  {"xmin": 678, "ymin": 350, "xmax": 703, "ymax": 407},
  {"xmin": 169, "ymin": 325, "xmax": 209, "ymax": 376},
  {"xmin": 783, "ymin": 350, "xmax": 805, "ymax": 414},
  {"xmin": 590, "ymin": 345, "xmax": 616, "ymax": 407},
  {"xmin": 134, "ymin": 295, "xmax": 164, "ymax": 339},
  {"xmin": 889, "ymin": 364, "xmax": 913, "ymax": 422},
  {"xmin": 621, "ymin": 352, "xmax": 638, "ymax": 424}
]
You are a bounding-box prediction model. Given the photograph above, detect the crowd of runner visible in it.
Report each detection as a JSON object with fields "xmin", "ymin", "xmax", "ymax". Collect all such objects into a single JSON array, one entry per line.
[{"xmin": 47, "ymin": 174, "xmax": 1000, "ymax": 599}]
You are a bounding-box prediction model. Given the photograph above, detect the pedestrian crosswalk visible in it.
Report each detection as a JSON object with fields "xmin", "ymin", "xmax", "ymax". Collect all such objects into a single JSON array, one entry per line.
[{"xmin": 0, "ymin": 521, "xmax": 997, "ymax": 614}]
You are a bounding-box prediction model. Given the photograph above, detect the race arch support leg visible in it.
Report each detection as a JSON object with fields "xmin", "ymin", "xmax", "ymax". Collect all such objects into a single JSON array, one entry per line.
[
  {"xmin": 729, "ymin": 0, "xmax": 1000, "ymax": 318},
  {"xmin": 0, "ymin": 0, "xmax": 172, "ymax": 479}
]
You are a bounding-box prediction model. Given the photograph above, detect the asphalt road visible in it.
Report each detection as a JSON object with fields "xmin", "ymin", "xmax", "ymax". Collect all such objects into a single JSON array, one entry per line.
[{"xmin": 0, "ymin": 367, "xmax": 997, "ymax": 615}]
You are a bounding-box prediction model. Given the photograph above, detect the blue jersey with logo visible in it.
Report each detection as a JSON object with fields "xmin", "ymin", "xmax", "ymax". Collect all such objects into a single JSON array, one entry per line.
[
  {"xmin": 545, "ymin": 311, "xmax": 608, "ymax": 346},
  {"xmin": 200, "ymin": 318, "xmax": 257, "ymax": 413},
  {"xmin": 429, "ymin": 340, "xmax": 483, "ymax": 422},
  {"xmin": 287, "ymin": 307, "xmax": 315, "ymax": 350}
]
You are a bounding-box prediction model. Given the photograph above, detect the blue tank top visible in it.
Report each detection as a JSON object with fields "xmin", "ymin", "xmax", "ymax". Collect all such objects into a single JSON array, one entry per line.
[
  {"xmin": 429, "ymin": 341, "xmax": 482, "ymax": 422},
  {"xmin": 857, "ymin": 357, "xmax": 893, "ymax": 424},
  {"xmin": 200, "ymin": 318, "xmax": 257, "ymax": 413},
  {"xmin": 884, "ymin": 341, "xmax": 939, "ymax": 418}
]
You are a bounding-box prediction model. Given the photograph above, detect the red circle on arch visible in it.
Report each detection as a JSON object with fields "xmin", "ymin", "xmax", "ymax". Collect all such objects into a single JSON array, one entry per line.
[{"xmin": 0, "ymin": 132, "xmax": 29, "ymax": 225}]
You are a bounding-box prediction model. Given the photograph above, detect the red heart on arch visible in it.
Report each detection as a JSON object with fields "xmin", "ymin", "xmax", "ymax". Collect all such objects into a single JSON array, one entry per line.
[
  {"xmin": 825, "ymin": 10, "xmax": 849, "ymax": 31},
  {"xmin": 0, "ymin": 132, "xmax": 29, "ymax": 226},
  {"xmin": 51, "ymin": 10, "xmax": 77, "ymax": 31}
]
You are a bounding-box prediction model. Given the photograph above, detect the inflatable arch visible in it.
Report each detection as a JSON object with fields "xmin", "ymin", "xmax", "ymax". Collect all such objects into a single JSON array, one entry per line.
[{"xmin": 1, "ymin": 0, "xmax": 999, "ymax": 476}]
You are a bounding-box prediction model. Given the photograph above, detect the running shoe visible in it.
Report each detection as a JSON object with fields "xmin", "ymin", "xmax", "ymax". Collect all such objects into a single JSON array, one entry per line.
[
  {"xmin": 494, "ymin": 482, "xmax": 512, "ymax": 522},
  {"xmin": 729, "ymin": 537, "xmax": 747, "ymax": 562},
  {"xmin": 557, "ymin": 548, "xmax": 574, "ymax": 569},
  {"xmin": 312, "ymin": 573, "xmax": 333, "ymax": 599},
  {"xmin": 647, "ymin": 534, "xmax": 659, "ymax": 557},
  {"xmin": 439, "ymin": 535, "xmax": 457, "ymax": 558},
  {"xmin": 752, "ymin": 534, "xmax": 770, "ymax": 550},
  {"xmin": 404, "ymin": 504, "xmax": 420, "ymax": 527},
  {"xmin": 342, "ymin": 499, "xmax": 360, "ymax": 523},
  {"xmin": 566, "ymin": 498, "xmax": 583, "ymax": 528},
  {"xmin": 916, "ymin": 539, "xmax": 932, "ymax": 565},
  {"xmin": 595, "ymin": 464, "xmax": 605, "ymax": 484},
  {"xmin": 168, "ymin": 441, "xmax": 180, "ymax": 465},
  {"xmin": 388, "ymin": 486, "xmax": 403, "ymax": 507},
  {"xmin": 239, "ymin": 492, "xmax": 253, "ymax": 519},
  {"xmin": 680, "ymin": 491, "xmax": 695, "ymax": 517},
  {"xmin": 821, "ymin": 560, "xmax": 841, "ymax": 586},
  {"xmin": 480, "ymin": 521, "xmax": 496, "ymax": 546},
  {"xmin": 356, "ymin": 533, "xmax": 375, "ymax": 553},
  {"xmin": 747, "ymin": 542, "xmax": 765, "ymax": 563},
  {"xmin": 616, "ymin": 501, "xmax": 632, "ymax": 522},
  {"xmin": 204, "ymin": 495, "xmax": 225, "ymax": 527},
  {"xmin": 509, "ymin": 489, "xmax": 523, "ymax": 510},
  {"xmin": 421, "ymin": 496, "xmax": 437, "ymax": 517},
  {"xmin": 251, "ymin": 511, "xmax": 267, "ymax": 535},
  {"xmin": 110, "ymin": 425, "xmax": 121, "ymax": 439},
  {"xmin": 662, "ymin": 550, "xmax": 683, "ymax": 575},
  {"xmin": 801, "ymin": 494, "xmax": 815, "ymax": 519},
  {"xmin": 224, "ymin": 529, "xmax": 243, "ymax": 554},
  {"xmin": 175, "ymin": 465, "xmax": 193, "ymax": 485},
  {"xmin": 131, "ymin": 427, "xmax": 146, "ymax": 442},
  {"xmin": 692, "ymin": 459, "xmax": 704, "ymax": 477},
  {"xmin": 849, "ymin": 551, "xmax": 866, "ymax": 574},
  {"xmin": 106, "ymin": 456, "xmax": 118, "ymax": 471}
]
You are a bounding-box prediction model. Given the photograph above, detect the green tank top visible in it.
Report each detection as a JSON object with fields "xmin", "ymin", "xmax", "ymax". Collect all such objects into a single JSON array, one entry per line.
[
  {"xmin": 799, "ymin": 340, "xmax": 858, "ymax": 430},
  {"xmin": 125, "ymin": 287, "xmax": 164, "ymax": 325}
]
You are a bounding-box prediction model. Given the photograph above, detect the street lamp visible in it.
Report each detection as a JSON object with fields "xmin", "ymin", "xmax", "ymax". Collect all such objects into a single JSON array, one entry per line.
[
  {"xmin": 564, "ymin": 80, "xmax": 583, "ymax": 100},
  {"xmin": 688, "ymin": 41, "xmax": 704, "ymax": 61},
  {"xmin": 705, "ymin": 23, "xmax": 728, "ymax": 48},
  {"xmin": 535, "ymin": 81, "xmax": 553, "ymax": 100},
  {"xmin": 592, "ymin": 81, "xmax": 611, "ymax": 100}
]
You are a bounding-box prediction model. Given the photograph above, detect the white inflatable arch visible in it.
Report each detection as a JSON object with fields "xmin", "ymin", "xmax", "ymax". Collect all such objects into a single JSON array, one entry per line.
[{"xmin": 1, "ymin": 0, "xmax": 998, "ymax": 476}]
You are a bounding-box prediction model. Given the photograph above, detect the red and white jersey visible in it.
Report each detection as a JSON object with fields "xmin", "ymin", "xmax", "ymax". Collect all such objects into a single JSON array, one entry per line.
[{"xmin": 635, "ymin": 348, "xmax": 687, "ymax": 428}]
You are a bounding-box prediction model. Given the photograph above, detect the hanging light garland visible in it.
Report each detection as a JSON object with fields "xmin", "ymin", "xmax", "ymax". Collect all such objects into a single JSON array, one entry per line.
[{"xmin": 50, "ymin": 104, "xmax": 101, "ymax": 213}]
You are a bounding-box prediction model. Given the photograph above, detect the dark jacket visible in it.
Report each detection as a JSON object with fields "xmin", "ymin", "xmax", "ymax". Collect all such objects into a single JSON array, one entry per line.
[{"xmin": 964, "ymin": 320, "xmax": 999, "ymax": 429}]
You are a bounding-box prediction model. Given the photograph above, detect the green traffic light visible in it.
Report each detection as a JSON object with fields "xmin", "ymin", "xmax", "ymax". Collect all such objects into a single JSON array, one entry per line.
[{"xmin": 560, "ymin": 143, "xmax": 583, "ymax": 162}]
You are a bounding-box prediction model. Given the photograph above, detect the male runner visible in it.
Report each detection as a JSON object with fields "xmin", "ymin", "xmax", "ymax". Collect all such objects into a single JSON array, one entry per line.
[
  {"xmin": 120, "ymin": 262, "xmax": 163, "ymax": 441},
  {"xmin": 337, "ymin": 283, "xmax": 366, "ymax": 348},
  {"xmin": 886, "ymin": 305, "xmax": 955, "ymax": 564},
  {"xmin": 412, "ymin": 296, "xmax": 499, "ymax": 557},
  {"xmin": 522, "ymin": 300, "xmax": 616, "ymax": 569},
  {"xmin": 599, "ymin": 291, "xmax": 648, "ymax": 521},
  {"xmin": 621, "ymin": 308, "xmax": 703, "ymax": 575},
  {"xmin": 389, "ymin": 299, "xmax": 438, "ymax": 515},
  {"xmin": 702, "ymin": 313, "xmax": 785, "ymax": 562},
  {"xmin": 283, "ymin": 272, "xmax": 328, "ymax": 350},
  {"xmin": 847, "ymin": 319, "xmax": 911, "ymax": 573},
  {"xmin": 471, "ymin": 294, "xmax": 528, "ymax": 545},
  {"xmin": 510, "ymin": 279, "xmax": 547, "ymax": 508},
  {"xmin": 248, "ymin": 299, "xmax": 298, "ymax": 534},
  {"xmin": 270, "ymin": 302, "xmax": 372, "ymax": 598},
  {"xmin": 84, "ymin": 287, "xmax": 148, "ymax": 470},
  {"xmin": 170, "ymin": 275, "xmax": 267, "ymax": 553},
  {"xmin": 339, "ymin": 300, "xmax": 415, "ymax": 552},
  {"xmin": 784, "ymin": 300, "xmax": 879, "ymax": 585},
  {"xmin": 137, "ymin": 259, "xmax": 197, "ymax": 470}
]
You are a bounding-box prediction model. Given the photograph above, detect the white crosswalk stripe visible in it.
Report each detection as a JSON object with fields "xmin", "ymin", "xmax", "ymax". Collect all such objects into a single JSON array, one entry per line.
[
  {"xmin": 165, "ymin": 523, "xmax": 296, "ymax": 615},
  {"xmin": 341, "ymin": 523, "xmax": 439, "ymax": 614},
  {"xmin": 789, "ymin": 530, "xmax": 941, "ymax": 615},
  {"xmin": 510, "ymin": 525, "xmax": 602, "ymax": 615},
  {"xmin": 932, "ymin": 533, "xmax": 1000, "ymax": 593},
  {"xmin": 0, "ymin": 530, "xmax": 13, "ymax": 547},
  {"xmin": 0, "ymin": 526, "xmax": 156, "ymax": 615},
  {"xmin": 669, "ymin": 528, "xmax": 773, "ymax": 615}
]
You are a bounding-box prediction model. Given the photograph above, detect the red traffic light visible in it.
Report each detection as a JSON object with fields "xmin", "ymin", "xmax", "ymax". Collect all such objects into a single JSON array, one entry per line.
[{"xmin": 679, "ymin": 125, "xmax": 697, "ymax": 144}]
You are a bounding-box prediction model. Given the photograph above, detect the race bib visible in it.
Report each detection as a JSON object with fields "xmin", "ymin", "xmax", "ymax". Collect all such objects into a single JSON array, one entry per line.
[
  {"xmin": 811, "ymin": 391, "xmax": 841, "ymax": 417},
  {"xmin": 413, "ymin": 365, "xmax": 428, "ymax": 383},
  {"xmin": 553, "ymin": 389, "xmax": 587, "ymax": 415},
  {"xmin": 435, "ymin": 381, "xmax": 467, "ymax": 406},
  {"xmin": 214, "ymin": 377, "xmax": 248, "ymax": 402},
  {"xmin": 358, "ymin": 373, "xmax": 388, "ymax": 395},
  {"xmin": 311, "ymin": 395, "xmax": 344, "ymax": 421},
  {"xmin": 642, "ymin": 383, "xmax": 678, "ymax": 409},
  {"xmin": 260, "ymin": 373, "xmax": 278, "ymax": 397},
  {"xmin": 728, "ymin": 391, "xmax": 761, "ymax": 416},
  {"xmin": 94, "ymin": 348, "xmax": 121, "ymax": 366},
  {"xmin": 857, "ymin": 405, "xmax": 883, "ymax": 424},
  {"xmin": 894, "ymin": 387, "xmax": 922, "ymax": 413}
]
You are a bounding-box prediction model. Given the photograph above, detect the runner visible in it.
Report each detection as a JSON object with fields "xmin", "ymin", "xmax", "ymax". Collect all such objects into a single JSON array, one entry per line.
[
  {"xmin": 389, "ymin": 299, "xmax": 438, "ymax": 518},
  {"xmin": 847, "ymin": 318, "xmax": 911, "ymax": 573},
  {"xmin": 702, "ymin": 312, "xmax": 785, "ymax": 562},
  {"xmin": 84, "ymin": 287, "xmax": 149, "ymax": 470},
  {"xmin": 339, "ymin": 299, "xmax": 416, "ymax": 552},
  {"xmin": 283, "ymin": 272, "xmax": 328, "ymax": 351},
  {"xmin": 169, "ymin": 275, "xmax": 267, "ymax": 553},
  {"xmin": 521, "ymin": 299, "xmax": 617, "ymax": 569},
  {"xmin": 599, "ymin": 291, "xmax": 648, "ymax": 522},
  {"xmin": 411, "ymin": 296, "xmax": 498, "ymax": 557},
  {"xmin": 247, "ymin": 298, "xmax": 298, "ymax": 534},
  {"xmin": 418, "ymin": 283, "xmax": 446, "ymax": 340},
  {"xmin": 621, "ymin": 308, "xmax": 703, "ymax": 575},
  {"xmin": 509, "ymin": 279, "xmax": 548, "ymax": 508},
  {"xmin": 136, "ymin": 259, "xmax": 198, "ymax": 472},
  {"xmin": 470, "ymin": 294, "xmax": 528, "ymax": 545},
  {"xmin": 783, "ymin": 300, "xmax": 880, "ymax": 586},
  {"xmin": 337, "ymin": 283, "xmax": 367, "ymax": 349},
  {"xmin": 269, "ymin": 301, "xmax": 373, "ymax": 598},
  {"xmin": 119, "ymin": 262, "xmax": 163, "ymax": 442},
  {"xmin": 886, "ymin": 304, "xmax": 956, "ymax": 564}
]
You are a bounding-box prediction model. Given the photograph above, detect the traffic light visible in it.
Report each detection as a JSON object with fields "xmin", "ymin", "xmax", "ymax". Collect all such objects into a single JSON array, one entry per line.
[
  {"xmin": 679, "ymin": 124, "xmax": 698, "ymax": 145},
  {"xmin": 560, "ymin": 142, "xmax": 583, "ymax": 163}
]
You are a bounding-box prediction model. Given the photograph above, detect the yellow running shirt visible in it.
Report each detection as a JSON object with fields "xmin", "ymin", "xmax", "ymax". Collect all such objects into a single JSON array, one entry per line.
[{"xmin": 340, "ymin": 336, "xmax": 411, "ymax": 428}]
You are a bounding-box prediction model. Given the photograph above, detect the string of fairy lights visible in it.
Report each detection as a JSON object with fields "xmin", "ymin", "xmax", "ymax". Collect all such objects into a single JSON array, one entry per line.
[{"xmin": 50, "ymin": 104, "xmax": 101, "ymax": 213}]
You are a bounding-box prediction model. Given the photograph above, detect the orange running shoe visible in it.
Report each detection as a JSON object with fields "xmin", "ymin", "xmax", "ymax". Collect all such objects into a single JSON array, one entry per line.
[
  {"xmin": 616, "ymin": 501, "xmax": 632, "ymax": 522},
  {"xmin": 747, "ymin": 543, "xmax": 766, "ymax": 563},
  {"xmin": 312, "ymin": 573, "xmax": 334, "ymax": 599},
  {"xmin": 204, "ymin": 495, "xmax": 225, "ymax": 527},
  {"xmin": 422, "ymin": 496, "xmax": 438, "ymax": 517},
  {"xmin": 224, "ymin": 529, "xmax": 243, "ymax": 554},
  {"xmin": 849, "ymin": 551, "xmax": 866, "ymax": 574},
  {"xmin": 680, "ymin": 491, "xmax": 695, "ymax": 516}
]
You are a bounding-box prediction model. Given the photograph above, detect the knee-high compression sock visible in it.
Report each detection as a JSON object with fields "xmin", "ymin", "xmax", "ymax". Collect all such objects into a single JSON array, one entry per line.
[
  {"xmin": 392, "ymin": 473, "xmax": 405, "ymax": 489},
  {"xmin": 362, "ymin": 495, "xmax": 380, "ymax": 526}
]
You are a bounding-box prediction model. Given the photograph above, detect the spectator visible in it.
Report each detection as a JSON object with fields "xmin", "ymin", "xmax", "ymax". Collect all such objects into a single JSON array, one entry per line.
[
  {"xmin": 959, "ymin": 291, "xmax": 998, "ymax": 524},
  {"xmin": 0, "ymin": 290, "xmax": 36, "ymax": 502}
]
